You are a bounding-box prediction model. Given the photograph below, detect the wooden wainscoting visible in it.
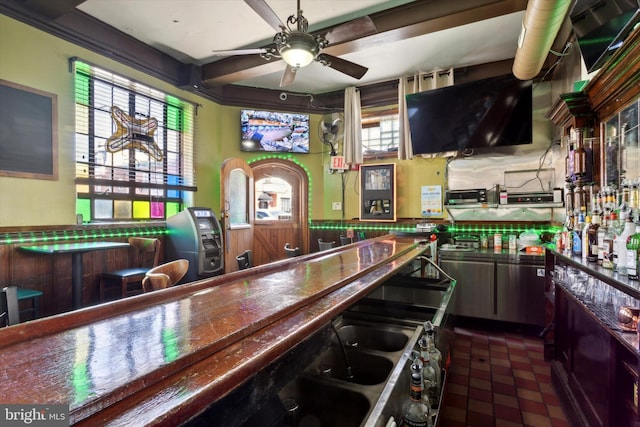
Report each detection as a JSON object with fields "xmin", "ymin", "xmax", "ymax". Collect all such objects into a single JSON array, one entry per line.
[{"xmin": 0, "ymin": 223, "xmax": 166, "ymax": 317}]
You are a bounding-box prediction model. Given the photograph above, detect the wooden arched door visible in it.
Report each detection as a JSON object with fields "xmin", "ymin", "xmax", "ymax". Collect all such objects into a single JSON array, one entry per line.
[{"xmin": 251, "ymin": 159, "xmax": 309, "ymax": 265}]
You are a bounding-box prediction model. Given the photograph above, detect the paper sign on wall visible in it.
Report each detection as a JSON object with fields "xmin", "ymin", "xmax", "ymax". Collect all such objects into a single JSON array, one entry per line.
[{"xmin": 421, "ymin": 185, "xmax": 442, "ymax": 217}]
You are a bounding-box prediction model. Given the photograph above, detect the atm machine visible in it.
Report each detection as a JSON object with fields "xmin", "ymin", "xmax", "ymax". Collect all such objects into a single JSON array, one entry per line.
[{"xmin": 166, "ymin": 207, "xmax": 223, "ymax": 282}]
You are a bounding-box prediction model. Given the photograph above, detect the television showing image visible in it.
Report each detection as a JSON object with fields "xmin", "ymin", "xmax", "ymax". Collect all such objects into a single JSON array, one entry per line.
[{"xmin": 240, "ymin": 109, "xmax": 310, "ymax": 153}]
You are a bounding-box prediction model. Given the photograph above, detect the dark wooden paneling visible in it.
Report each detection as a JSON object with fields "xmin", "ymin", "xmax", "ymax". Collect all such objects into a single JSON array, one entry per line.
[{"xmin": 1, "ymin": 224, "xmax": 166, "ymax": 317}]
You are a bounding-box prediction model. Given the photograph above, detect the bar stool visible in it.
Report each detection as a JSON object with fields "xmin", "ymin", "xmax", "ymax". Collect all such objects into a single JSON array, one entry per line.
[
  {"xmin": 284, "ymin": 243, "xmax": 301, "ymax": 258},
  {"xmin": 318, "ymin": 239, "xmax": 336, "ymax": 251},
  {"xmin": 339, "ymin": 235, "xmax": 353, "ymax": 246},
  {"xmin": 236, "ymin": 250, "xmax": 253, "ymax": 270},
  {"xmin": 16, "ymin": 287, "xmax": 43, "ymax": 320}
]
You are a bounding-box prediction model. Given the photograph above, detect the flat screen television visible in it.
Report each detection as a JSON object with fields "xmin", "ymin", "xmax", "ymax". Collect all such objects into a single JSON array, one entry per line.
[
  {"xmin": 406, "ymin": 74, "xmax": 533, "ymax": 155},
  {"xmin": 570, "ymin": 0, "xmax": 640, "ymax": 73},
  {"xmin": 240, "ymin": 109, "xmax": 310, "ymax": 153}
]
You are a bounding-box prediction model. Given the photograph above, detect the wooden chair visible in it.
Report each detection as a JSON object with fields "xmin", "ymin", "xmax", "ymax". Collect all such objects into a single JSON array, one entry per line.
[
  {"xmin": 318, "ymin": 239, "xmax": 336, "ymax": 251},
  {"xmin": 236, "ymin": 250, "xmax": 253, "ymax": 270},
  {"xmin": 1, "ymin": 286, "xmax": 20, "ymax": 327},
  {"xmin": 142, "ymin": 259, "xmax": 190, "ymax": 292},
  {"xmin": 99, "ymin": 237, "xmax": 161, "ymax": 301},
  {"xmin": 284, "ymin": 243, "xmax": 301, "ymax": 258}
]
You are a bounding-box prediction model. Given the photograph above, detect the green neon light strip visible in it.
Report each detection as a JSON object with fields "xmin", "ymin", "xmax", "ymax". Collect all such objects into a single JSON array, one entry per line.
[
  {"xmin": 244, "ymin": 155, "xmax": 561, "ymax": 235},
  {"xmin": 310, "ymin": 223, "xmax": 561, "ymax": 234},
  {"xmin": 248, "ymin": 154, "xmax": 313, "ymax": 224},
  {"xmin": 0, "ymin": 227, "xmax": 168, "ymax": 245}
]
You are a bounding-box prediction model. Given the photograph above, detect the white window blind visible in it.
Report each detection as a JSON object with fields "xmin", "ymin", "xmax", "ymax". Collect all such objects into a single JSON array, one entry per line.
[
  {"xmin": 73, "ymin": 59, "xmax": 196, "ymax": 221},
  {"xmin": 361, "ymin": 110, "xmax": 399, "ymax": 157}
]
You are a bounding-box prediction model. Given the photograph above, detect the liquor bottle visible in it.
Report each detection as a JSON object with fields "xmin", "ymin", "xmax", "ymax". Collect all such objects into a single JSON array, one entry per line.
[
  {"xmin": 587, "ymin": 211, "xmax": 600, "ymax": 263},
  {"xmin": 604, "ymin": 187, "xmax": 616, "ymax": 218},
  {"xmin": 627, "ymin": 225, "xmax": 640, "ymax": 280},
  {"xmin": 630, "ymin": 181, "xmax": 639, "ymax": 220},
  {"xmin": 597, "ymin": 209, "xmax": 607, "ymax": 265},
  {"xmin": 417, "ymin": 342, "xmax": 439, "ymax": 409},
  {"xmin": 401, "ymin": 357, "xmax": 433, "ymax": 427},
  {"xmin": 573, "ymin": 208, "xmax": 586, "ymax": 256},
  {"xmin": 601, "ymin": 214, "xmax": 615, "ymax": 269},
  {"xmin": 615, "ymin": 185, "xmax": 629, "ymax": 233},
  {"xmin": 418, "ymin": 323, "xmax": 441, "ymax": 409},
  {"xmin": 423, "ymin": 321, "xmax": 443, "ymax": 375},
  {"xmin": 621, "ymin": 180, "xmax": 631, "ymax": 214},
  {"xmin": 582, "ymin": 214, "xmax": 591, "ymax": 260},
  {"xmin": 615, "ymin": 214, "xmax": 635, "ymax": 275}
]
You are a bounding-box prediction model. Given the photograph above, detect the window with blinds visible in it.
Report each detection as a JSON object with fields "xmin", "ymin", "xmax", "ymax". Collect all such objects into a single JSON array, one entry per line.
[
  {"xmin": 73, "ymin": 60, "xmax": 196, "ymax": 221},
  {"xmin": 361, "ymin": 109, "xmax": 399, "ymax": 157}
]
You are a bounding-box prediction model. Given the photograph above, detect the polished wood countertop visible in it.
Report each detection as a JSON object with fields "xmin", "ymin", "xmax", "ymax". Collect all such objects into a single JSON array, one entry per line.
[{"xmin": 0, "ymin": 235, "xmax": 426, "ymax": 426}]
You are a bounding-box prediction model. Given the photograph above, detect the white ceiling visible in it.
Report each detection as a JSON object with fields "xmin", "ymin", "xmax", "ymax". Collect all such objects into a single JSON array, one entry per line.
[{"xmin": 75, "ymin": 0, "xmax": 527, "ymax": 94}]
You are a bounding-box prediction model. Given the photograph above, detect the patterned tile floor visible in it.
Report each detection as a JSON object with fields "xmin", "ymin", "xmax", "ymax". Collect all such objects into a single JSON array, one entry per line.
[{"xmin": 438, "ymin": 323, "xmax": 569, "ymax": 427}]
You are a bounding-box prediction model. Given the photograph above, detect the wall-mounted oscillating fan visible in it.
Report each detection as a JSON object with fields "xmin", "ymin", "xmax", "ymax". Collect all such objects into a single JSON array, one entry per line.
[
  {"xmin": 318, "ymin": 113, "xmax": 344, "ymax": 156},
  {"xmin": 211, "ymin": 0, "xmax": 376, "ymax": 87}
]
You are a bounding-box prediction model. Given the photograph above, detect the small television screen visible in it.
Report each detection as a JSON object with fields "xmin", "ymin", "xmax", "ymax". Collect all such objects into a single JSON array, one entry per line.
[
  {"xmin": 570, "ymin": 0, "xmax": 640, "ymax": 73},
  {"xmin": 406, "ymin": 74, "xmax": 533, "ymax": 155},
  {"xmin": 240, "ymin": 109, "xmax": 310, "ymax": 153}
]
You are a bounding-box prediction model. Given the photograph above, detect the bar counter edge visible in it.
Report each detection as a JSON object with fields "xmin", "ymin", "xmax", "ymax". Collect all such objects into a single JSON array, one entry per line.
[{"xmin": 1, "ymin": 234, "xmax": 428, "ymax": 426}]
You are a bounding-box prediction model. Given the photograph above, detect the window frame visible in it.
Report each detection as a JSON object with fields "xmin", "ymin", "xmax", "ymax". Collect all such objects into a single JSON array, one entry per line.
[
  {"xmin": 361, "ymin": 107, "xmax": 400, "ymax": 159},
  {"xmin": 73, "ymin": 60, "xmax": 196, "ymax": 222}
]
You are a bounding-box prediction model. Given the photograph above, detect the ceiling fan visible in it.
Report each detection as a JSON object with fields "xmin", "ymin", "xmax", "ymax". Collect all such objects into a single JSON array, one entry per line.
[{"xmin": 212, "ymin": 0, "xmax": 377, "ymax": 87}]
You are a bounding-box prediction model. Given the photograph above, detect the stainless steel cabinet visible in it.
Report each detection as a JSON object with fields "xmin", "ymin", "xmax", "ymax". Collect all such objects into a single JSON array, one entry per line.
[
  {"xmin": 496, "ymin": 262, "xmax": 545, "ymax": 326},
  {"xmin": 439, "ymin": 259, "xmax": 495, "ymax": 320},
  {"xmin": 439, "ymin": 254, "xmax": 545, "ymax": 326}
]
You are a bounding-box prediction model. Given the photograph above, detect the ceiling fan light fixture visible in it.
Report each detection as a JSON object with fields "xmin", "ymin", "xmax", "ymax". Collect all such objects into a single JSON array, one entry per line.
[{"xmin": 278, "ymin": 32, "xmax": 317, "ymax": 68}]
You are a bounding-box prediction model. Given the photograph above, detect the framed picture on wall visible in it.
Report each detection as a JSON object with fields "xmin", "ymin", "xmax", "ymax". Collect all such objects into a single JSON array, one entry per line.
[{"xmin": 360, "ymin": 163, "xmax": 396, "ymax": 221}]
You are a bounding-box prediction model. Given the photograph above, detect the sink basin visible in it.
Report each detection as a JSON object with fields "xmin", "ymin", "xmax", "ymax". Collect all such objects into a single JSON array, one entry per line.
[
  {"xmin": 278, "ymin": 376, "xmax": 370, "ymax": 427},
  {"xmin": 337, "ymin": 324, "xmax": 409, "ymax": 352},
  {"xmin": 439, "ymin": 244, "xmax": 474, "ymax": 251},
  {"xmin": 311, "ymin": 347, "xmax": 393, "ymax": 385}
]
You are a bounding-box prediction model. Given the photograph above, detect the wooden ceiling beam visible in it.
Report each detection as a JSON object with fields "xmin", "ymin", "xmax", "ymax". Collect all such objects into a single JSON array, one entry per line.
[
  {"xmin": 20, "ymin": 0, "xmax": 86, "ymax": 19},
  {"xmin": 201, "ymin": 0, "xmax": 527, "ymax": 86}
]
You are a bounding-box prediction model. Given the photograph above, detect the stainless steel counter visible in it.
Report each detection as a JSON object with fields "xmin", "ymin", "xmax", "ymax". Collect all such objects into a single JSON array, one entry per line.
[{"xmin": 439, "ymin": 247, "xmax": 545, "ymax": 263}]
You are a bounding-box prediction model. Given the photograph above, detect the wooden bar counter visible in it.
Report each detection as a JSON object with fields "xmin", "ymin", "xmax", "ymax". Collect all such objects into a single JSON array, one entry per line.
[{"xmin": 0, "ymin": 235, "xmax": 427, "ymax": 426}]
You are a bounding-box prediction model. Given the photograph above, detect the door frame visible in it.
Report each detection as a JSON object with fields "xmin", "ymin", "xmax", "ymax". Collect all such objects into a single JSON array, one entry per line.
[
  {"xmin": 220, "ymin": 157, "xmax": 254, "ymax": 273},
  {"xmin": 251, "ymin": 158, "xmax": 309, "ymax": 256}
]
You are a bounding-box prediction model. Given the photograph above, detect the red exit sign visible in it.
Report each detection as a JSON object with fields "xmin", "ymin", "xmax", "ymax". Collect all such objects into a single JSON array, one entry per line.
[{"xmin": 330, "ymin": 156, "xmax": 348, "ymax": 170}]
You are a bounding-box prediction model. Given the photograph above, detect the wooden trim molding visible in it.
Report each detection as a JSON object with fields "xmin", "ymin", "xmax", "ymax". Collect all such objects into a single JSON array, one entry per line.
[{"xmin": 584, "ymin": 25, "xmax": 640, "ymax": 121}]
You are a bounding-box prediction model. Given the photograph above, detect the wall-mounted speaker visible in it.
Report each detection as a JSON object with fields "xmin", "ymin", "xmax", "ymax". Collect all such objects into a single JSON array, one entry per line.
[{"xmin": 177, "ymin": 64, "xmax": 202, "ymax": 91}]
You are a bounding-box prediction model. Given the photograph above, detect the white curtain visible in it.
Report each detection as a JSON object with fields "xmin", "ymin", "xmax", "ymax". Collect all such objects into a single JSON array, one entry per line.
[
  {"xmin": 398, "ymin": 69, "xmax": 454, "ymax": 160},
  {"xmin": 343, "ymin": 86, "xmax": 362, "ymax": 165}
]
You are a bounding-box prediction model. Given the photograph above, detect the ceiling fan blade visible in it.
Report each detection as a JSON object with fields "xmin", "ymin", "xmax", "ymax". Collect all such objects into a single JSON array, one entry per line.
[
  {"xmin": 244, "ymin": 0, "xmax": 285, "ymax": 32},
  {"xmin": 280, "ymin": 65, "xmax": 296, "ymax": 87},
  {"xmin": 211, "ymin": 48, "xmax": 267, "ymax": 57},
  {"xmin": 323, "ymin": 16, "xmax": 377, "ymax": 45},
  {"xmin": 317, "ymin": 54, "xmax": 368, "ymax": 80}
]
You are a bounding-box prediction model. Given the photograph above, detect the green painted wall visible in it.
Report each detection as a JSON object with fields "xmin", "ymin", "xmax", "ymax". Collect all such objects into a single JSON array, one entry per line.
[
  {"xmin": 212, "ymin": 107, "xmax": 328, "ymax": 220},
  {"xmin": 0, "ymin": 14, "xmax": 225, "ymax": 226},
  {"xmin": 0, "ymin": 14, "xmax": 448, "ymax": 227},
  {"xmin": 322, "ymin": 157, "xmax": 447, "ymax": 220}
]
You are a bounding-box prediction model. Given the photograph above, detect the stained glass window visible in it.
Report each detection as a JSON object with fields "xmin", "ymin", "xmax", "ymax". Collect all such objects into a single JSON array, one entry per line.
[{"xmin": 73, "ymin": 59, "xmax": 196, "ymax": 221}]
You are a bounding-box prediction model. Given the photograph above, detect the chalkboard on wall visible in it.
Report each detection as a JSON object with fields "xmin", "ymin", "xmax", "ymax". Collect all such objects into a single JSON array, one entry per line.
[{"xmin": 0, "ymin": 80, "xmax": 58, "ymax": 180}]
